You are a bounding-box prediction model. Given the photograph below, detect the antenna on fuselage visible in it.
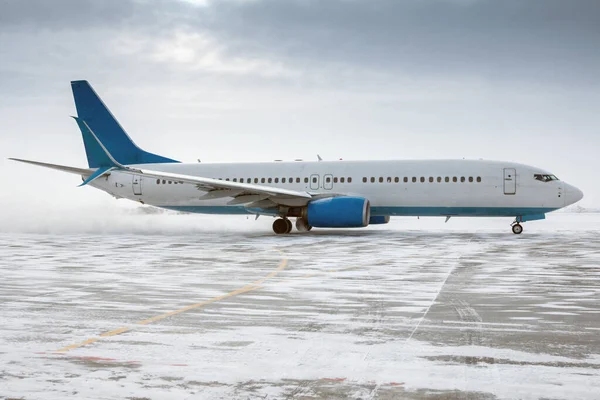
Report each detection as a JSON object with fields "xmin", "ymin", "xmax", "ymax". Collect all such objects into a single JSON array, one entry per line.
[
  {"xmin": 197, "ymin": 159, "xmax": 201, "ymax": 163},
  {"xmin": 317, "ymin": 154, "xmax": 323, "ymax": 161}
]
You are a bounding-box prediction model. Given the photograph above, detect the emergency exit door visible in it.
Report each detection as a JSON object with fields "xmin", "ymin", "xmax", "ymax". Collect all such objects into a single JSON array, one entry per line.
[
  {"xmin": 503, "ymin": 168, "xmax": 516, "ymax": 195},
  {"xmin": 310, "ymin": 174, "xmax": 320, "ymax": 190}
]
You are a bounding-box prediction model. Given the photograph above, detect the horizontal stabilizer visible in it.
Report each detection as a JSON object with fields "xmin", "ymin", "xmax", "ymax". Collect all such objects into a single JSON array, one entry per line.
[{"xmin": 9, "ymin": 158, "xmax": 92, "ymax": 175}]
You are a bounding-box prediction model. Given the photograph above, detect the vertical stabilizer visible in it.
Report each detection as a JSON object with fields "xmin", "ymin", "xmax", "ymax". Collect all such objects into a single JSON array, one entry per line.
[{"xmin": 71, "ymin": 80, "xmax": 179, "ymax": 167}]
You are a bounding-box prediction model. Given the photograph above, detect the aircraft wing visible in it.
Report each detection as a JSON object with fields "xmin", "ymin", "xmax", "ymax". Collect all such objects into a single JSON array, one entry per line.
[{"xmin": 123, "ymin": 167, "xmax": 314, "ymax": 207}]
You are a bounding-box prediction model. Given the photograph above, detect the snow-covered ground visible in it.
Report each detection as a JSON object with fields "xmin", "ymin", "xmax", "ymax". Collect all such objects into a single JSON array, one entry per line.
[{"xmin": 1, "ymin": 213, "xmax": 599, "ymax": 399}]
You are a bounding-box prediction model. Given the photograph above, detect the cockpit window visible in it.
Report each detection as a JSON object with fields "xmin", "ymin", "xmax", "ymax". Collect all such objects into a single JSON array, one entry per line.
[{"xmin": 534, "ymin": 174, "xmax": 559, "ymax": 182}]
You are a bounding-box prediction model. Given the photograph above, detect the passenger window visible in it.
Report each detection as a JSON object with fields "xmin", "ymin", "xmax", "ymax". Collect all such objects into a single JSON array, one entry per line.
[
  {"xmin": 168, "ymin": 180, "xmax": 172, "ymax": 184},
  {"xmin": 261, "ymin": 178, "xmax": 265, "ymax": 183},
  {"xmin": 274, "ymin": 178, "xmax": 279, "ymax": 183},
  {"xmin": 363, "ymin": 177, "xmax": 367, "ymax": 183},
  {"xmin": 240, "ymin": 178, "xmax": 244, "ymax": 183},
  {"xmin": 296, "ymin": 178, "xmax": 300, "ymax": 183},
  {"xmin": 226, "ymin": 178, "xmax": 230, "ymax": 181},
  {"xmin": 326, "ymin": 177, "xmax": 331, "ymax": 183},
  {"xmin": 312, "ymin": 177, "xmax": 317, "ymax": 183},
  {"xmin": 304, "ymin": 177, "xmax": 309, "ymax": 183},
  {"xmin": 233, "ymin": 178, "xmax": 237, "ymax": 182},
  {"xmin": 340, "ymin": 177, "xmax": 345, "ymax": 183},
  {"xmin": 404, "ymin": 177, "xmax": 408, "ymax": 183},
  {"xmin": 254, "ymin": 178, "xmax": 259, "ymax": 183},
  {"xmin": 282, "ymin": 178, "xmax": 286, "ymax": 183},
  {"xmin": 348, "ymin": 177, "xmax": 352, "ymax": 183},
  {"xmin": 369, "ymin": 177, "xmax": 374, "ymax": 183},
  {"xmin": 420, "ymin": 177, "xmax": 425, "ymax": 183},
  {"xmin": 437, "ymin": 177, "xmax": 442, "ymax": 182},
  {"xmin": 469, "ymin": 177, "xmax": 473, "ymax": 182},
  {"xmin": 289, "ymin": 177, "xmax": 293, "ymax": 183},
  {"xmin": 162, "ymin": 180, "xmax": 166, "ymax": 184},
  {"xmin": 477, "ymin": 177, "xmax": 481, "ymax": 182},
  {"xmin": 395, "ymin": 177, "xmax": 399, "ymax": 183},
  {"xmin": 379, "ymin": 177, "xmax": 384, "ymax": 183},
  {"xmin": 333, "ymin": 177, "xmax": 338, "ymax": 183},
  {"xmin": 387, "ymin": 177, "xmax": 392, "ymax": 183},
  {"xmin": 156, "ymin": 179, "xmax": 160, "ymax": 184},
  {"xmin": 268, "ymin": 178, "xmax": 272, "ymax": 183},
  {"xmin": 412, "ymin": 177, "xmax": 417, "ymax": 183},
  {"xmin": 429, "ymin": 177, "xmax": 434, "ymax": 183},
  {"xmin": 453, "ymin": 177, "xmax": 457, "ymax": 182},
  {"xmin": 460, "ymin": 177, "xmax": 465, "ymax": 182},
  {"xmin": 445, "ymin": 177, "xmax": 449, "ymax": 183}
]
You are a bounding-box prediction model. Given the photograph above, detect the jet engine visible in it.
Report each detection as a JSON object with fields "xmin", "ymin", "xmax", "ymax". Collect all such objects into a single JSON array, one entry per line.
[{"xmin": 306, "ymin": 197, "xmax": 370, "ymax": 228}]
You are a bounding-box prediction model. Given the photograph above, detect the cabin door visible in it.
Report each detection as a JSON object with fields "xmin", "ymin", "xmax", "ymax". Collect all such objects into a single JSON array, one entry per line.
[
  {"xmin": 503, "ymin": 168, "xmax": 516, "ymax": 195},
  {"xmin": 132, "ymin": 175, "xmax": 143, "ymax": 195}
]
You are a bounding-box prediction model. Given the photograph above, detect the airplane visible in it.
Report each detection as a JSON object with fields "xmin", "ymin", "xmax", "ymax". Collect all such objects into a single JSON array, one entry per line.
[{"xmin": 10, "ymin": 81, "xmax": 583, "ymax": 235}]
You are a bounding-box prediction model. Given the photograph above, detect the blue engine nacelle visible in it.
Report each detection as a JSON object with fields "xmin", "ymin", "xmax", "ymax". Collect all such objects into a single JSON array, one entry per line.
[
  {"xmin": 307, "ymin": 197, "xmax": 370, "ymax": 228},
  {"xmin": 369, "ymin": 216, "xmax": 390, "ymax": 225}
]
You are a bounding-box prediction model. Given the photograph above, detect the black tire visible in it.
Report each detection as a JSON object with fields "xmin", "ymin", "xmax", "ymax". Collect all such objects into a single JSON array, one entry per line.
[
  {"xmin": 512, "ymin": 224, "xmax": 523, "ymax": 234},
  {"xmin": 284, "ymin": 219, "xmax": 293, "ymax": 234},
  {"xmin": 273, "ymin": 218, "xmax": 289, "ymax": 234}
]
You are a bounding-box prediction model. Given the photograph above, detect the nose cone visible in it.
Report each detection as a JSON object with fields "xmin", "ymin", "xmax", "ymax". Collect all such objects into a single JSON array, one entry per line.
[{"xmin": 565, "ymin": 184, "xmax": 584, "ymax": 206}]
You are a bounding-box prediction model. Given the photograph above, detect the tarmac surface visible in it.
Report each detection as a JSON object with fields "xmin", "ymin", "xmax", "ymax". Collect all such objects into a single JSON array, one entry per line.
[{"xmin": 1, "ymin": 213, "xmax": 599, "ymax": 399}]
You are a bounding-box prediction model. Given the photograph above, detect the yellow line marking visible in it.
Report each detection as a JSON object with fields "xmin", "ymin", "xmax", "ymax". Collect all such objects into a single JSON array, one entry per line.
[{"xmin": 56, "ymin": 256, "xmax": 287, "ymax": 353}]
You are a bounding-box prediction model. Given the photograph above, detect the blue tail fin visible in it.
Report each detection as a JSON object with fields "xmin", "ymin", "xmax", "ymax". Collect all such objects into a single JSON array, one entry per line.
[{"xmin": 71, "ymin": 80, "xmax": 179, "ymax": 168}]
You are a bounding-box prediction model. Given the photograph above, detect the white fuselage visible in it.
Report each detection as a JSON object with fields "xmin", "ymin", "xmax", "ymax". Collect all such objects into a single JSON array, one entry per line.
[{"xmin": 89, "ymin": 159, "xmax": 582, "ymax": 218}]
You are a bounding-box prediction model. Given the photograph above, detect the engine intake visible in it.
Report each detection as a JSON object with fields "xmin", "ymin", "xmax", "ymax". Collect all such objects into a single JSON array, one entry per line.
[{"xmin": 307, "ymin": 197, "xmax": 370, "ymax": 228}]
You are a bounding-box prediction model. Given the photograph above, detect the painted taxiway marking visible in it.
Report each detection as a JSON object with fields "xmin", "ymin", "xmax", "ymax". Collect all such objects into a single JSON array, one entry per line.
[{"xmin": 56, "ymin": 255, "xmax": 288, "ymax": 353}]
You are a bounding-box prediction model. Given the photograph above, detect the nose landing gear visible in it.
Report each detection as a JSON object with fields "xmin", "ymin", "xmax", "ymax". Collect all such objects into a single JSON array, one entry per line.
[{"xmin": 511, "ymin": 221, "xmax": 523, "ymax": 234}]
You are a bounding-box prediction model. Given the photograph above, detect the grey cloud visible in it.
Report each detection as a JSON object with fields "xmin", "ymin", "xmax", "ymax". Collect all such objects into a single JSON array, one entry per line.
[
  {"xmin": 3, "ymin": 0, "xmax": 599, "ymax": 86},
  {"xmin": 0, "ymin": 0, "xmax": 140, "ymax": 30},
  {"xmin": 192, "ymin": 0, "xmax": 600, "ymax": 85}
]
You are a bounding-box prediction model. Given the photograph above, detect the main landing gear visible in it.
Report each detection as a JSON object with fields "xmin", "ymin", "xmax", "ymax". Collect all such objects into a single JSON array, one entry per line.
[
  {"xmin": 295, "ymin": 218, "xmax": 312, "ymax": 233},
  {"xmin": 272, "ymin": 218, "xmax": 312, "ymax": 234},
  {"xmin": 273, "ymin": 218, "xmax": 292, "ymax": 234}
]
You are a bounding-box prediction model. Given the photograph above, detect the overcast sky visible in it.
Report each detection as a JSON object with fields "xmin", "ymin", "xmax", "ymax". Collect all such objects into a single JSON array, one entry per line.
[{"xmin": 1, "ymin": 0, "xmax": 599, "ymax": 228}]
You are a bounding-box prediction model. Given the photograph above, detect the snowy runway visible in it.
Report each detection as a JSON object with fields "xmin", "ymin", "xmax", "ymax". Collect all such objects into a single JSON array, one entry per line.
[{"xmin": 1, "ymin": 214, "xmax": 599, "ymax": 399}]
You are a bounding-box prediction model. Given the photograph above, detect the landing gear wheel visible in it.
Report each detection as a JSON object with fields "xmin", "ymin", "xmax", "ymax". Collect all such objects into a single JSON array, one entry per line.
[
  {"xmin": 273, "ymin": 218, "xmax": 290, "ymax": 234},
  {"xmin": 285, "ymin": 218, "xmax": 293, "ymax": 234},
  {"xmin": 512, "ymin": 223, "xmax": 523, "ymax": 235},
  {"xmin": 295, "ymin": 218, "xmax": 313, "ymax": 232}
]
